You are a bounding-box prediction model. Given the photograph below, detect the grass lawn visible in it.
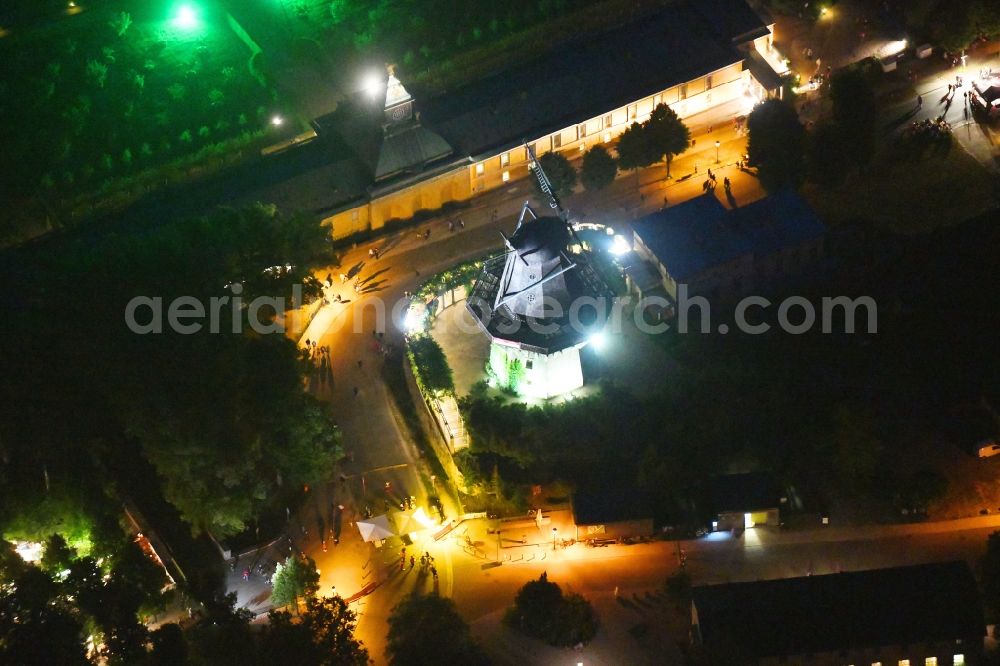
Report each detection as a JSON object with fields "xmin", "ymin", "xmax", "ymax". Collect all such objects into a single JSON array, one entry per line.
[{"xmin": 803, "ymin": 132, "xmax": 996, "ymax": 234}]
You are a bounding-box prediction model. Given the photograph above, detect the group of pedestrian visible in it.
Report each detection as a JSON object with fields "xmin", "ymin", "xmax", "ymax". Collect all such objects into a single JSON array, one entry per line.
[
  {"xmin": 304, "ymin": 339, "xmax": 330, "ymax": 361},
  {"xmin": 702, "ymin": 168, "xmax": 720, "ymax": 193}
]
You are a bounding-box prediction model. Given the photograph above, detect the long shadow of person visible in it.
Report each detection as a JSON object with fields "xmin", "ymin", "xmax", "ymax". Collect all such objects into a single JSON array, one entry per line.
[{"xmin": 725, "ymin": 188, "xmax": 738, "ymax": 209}]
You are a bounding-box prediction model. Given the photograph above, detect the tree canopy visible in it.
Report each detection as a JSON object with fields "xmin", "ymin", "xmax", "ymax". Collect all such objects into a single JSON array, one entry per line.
[
  {"xmin": 261, "ymin": 596, "xmax": 370, "ymax": 666},
  {"xmin": 271, "ymin": 556, "xmax": 321, "ymax": 612},
  {"xmin": 747, "ymin": 99, "xmax": 806, "ymax": 192},
  {"xmin": 504, "ymin": 573, "xmax": 597, "ymax": 647},
  {"xmin": 408, "ymin": 335, "xmax": 455, "ymax": 395},
  {"xmin": 644, "ymin": 103, "xmax": 690, "ymax": 177},
  {"xmin": 0, "ymin": 536, "xmax": 167, "ymax": 665},
  {"xmin": 532, "ymin": 151, "xmax": 577, "ymax": 201},
  {"xmin": 925, "ymin": 0, "xmax": 1000, "ymax": 50},
  {"xmin": 0, "ymin": 204, "xmax": 340, "ymax": 539},
  {"xmin": 386, "ymin": 593, "xmax": 489, "ymax": 666},
  {"xmin": 580, "ymin": 145, "xmax": 618, "ymax": 191},
  {"xmin": 829, "ymin": 67, "xmax": 877, "ymax": 167},
  {"xmin": 616, "ymin": 121, "xmax": 659, "ymax": 178}
]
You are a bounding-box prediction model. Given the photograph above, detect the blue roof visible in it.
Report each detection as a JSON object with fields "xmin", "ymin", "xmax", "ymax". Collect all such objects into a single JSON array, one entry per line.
[{"xmin": 631, "ymin": 191, "xmax": 826, "ymax": 281}]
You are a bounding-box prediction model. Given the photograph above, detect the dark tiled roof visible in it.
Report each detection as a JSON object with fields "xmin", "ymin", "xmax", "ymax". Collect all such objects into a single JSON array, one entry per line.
[
  {"xmin": 693, "ymin": 0, "xmax": 772, "ymax": 44},
  {"xmin": 631, "ymin": 191, "xmax": 826, "ymax": 281},
  {"xmin": 709, "ymin": 471, "xmax": 781, "ymax": 513},
  {"xmin": 693, "ymin": 561, "xmax": 985, "ymax": 659},
  {"xmin": 416, "ymin": 0, "xmax": 765, "ymax": 158}
]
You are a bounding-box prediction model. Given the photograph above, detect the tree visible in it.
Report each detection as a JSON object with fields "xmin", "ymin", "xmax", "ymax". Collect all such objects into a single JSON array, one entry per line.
[
  {"xmin": 0, "ymin": 541, "xmax": 26, "ymax": 583},
  {"xmin": 824, "ymin": 407, "xmax": 884, "ymax": 486},
  {"xmin": 644, "ymin": 103, "xmax": 690, "ymax": 178},
  {"xmin": 532, "ymin": 151, "xmax": 577, "ymax": 201},
  {"xmin": 504, "ymin": 573, "xmax": 598, "ymax": 647},
  {"xmin": 616, "ymin": 122, "xmax": 657, "ymax": 189},
  {"xmin": 829, "ymin": 68, "xmax": 877, "ymax": 167},
  {"xmin": 0, "ymin": 566, "xmax": 89, "ymax": 666},
  {"xmin": 929, "ymin": 0, "xmax": 1000, "ymax": 51},
  {"xmin": 271, "ymin": 556, "xmax": 320, "ymax": 613},
  {"xmin": 580, "ymin": 145, "xmax": 618, "ymax": 191},
  {"xmin": 806, "ymin": 121, "xmax": 850, "ymax": 186},
  {"xmin": 108, "ymin": 11, "xmax": 133, "ymax": 37},
  {"xmin": 386, "ymin": 593, "xmax": 489, "ymax": 666},
  {"xmin": 506, "ymin": 572, "xmax": 562, "ymax": 632},
  {"xmin": 408, "ymin": 335, "xmax": 455, "ymax": 395},
  {"xmin": 147, "ymin": 623, "xmax": 188, "ymax": 666},
  {"xmin": 40, "ymin": 533, "xmax": 76, "ymax": 575},
  {"xmin": 262, "ymin": 596, "xmax": 370, "ymax": 665},
  {"xmin": 747, "ymin": 99, "xmax": 805, "ymax": 192}
]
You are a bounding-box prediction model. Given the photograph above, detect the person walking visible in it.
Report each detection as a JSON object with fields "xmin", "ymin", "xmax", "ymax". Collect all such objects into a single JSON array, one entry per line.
[{"xmin": 917, "ymin": 94, "xmax": 923, "ymax": 109}]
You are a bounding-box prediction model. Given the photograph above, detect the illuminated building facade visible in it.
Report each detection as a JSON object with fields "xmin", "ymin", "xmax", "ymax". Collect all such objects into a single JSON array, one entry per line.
[{"xmin": 311, "ymin": 0, "xmax": 785, "ymax": 240}]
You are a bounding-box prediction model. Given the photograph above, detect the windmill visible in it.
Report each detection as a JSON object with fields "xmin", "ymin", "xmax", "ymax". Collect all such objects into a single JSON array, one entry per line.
[{"xmin": 465, "ymin": 143, "xmax": 613, "ymax": 399}]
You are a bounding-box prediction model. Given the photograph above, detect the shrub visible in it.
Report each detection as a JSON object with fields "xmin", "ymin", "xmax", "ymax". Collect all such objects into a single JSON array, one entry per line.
[{"xmin": 407, "ymin": 335, "xmax": 454, "ymax": 395}]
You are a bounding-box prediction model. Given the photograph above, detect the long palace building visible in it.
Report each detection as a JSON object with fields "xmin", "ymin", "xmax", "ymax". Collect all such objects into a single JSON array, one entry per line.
[{"xmin": 260, "ymin": 0, "xmax": 786, "ymax": 239}]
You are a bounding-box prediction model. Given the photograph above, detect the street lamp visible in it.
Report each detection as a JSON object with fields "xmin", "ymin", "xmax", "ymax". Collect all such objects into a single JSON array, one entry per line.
[
  {"xmin": 715, "ymin": 140, "xmax": 721, "ymax": 164},
  {"xmin": 552, "ymin": 527, "xmax": 558, "ymax": 550},
  {"xmin": 362, "ymin": 72, "xmax": 383, "ymax": 99},
  {"xmin": 173, "ymin": 4, "xmax": 199, "ymax": 30},
  {"xmin": 271, "ymin": 114, "xmax": 284, "ymax": 127}
]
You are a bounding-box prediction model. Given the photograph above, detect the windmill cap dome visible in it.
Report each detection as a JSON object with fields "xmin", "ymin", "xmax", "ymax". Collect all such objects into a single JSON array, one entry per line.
[{"xmin": 510, "ymin": 216, "xmax": 569, "ymax": 261}]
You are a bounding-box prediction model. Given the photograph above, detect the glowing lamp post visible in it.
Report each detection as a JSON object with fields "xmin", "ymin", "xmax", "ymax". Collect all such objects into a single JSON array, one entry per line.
[
  {"xmin": 715, "ymin": 140, "xmax": 721, "ymax": 164},
  {"xmin": 552, "ymin": 527, "xmax": 558, "ymax": 550},
  {"xmin": 173, "ymin": 4, "xmax": 199, "ymax": 29},
  {"xmin": 362, "ymin": 72, "xmax": 383, "ymax": 99},
  {"xmin": 271, "ymin": 114, "xmax": 284, "ymax": 127}
]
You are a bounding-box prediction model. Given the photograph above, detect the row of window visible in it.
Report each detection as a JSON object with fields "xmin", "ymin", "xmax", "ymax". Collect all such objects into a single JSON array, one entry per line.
[
  {"xmin": 472, "ymin": 67, "xmax": 736, "ymax": 177},
  {"xmin": 849, "ymin": 656, "xmax": 964, "ymax": 666}
]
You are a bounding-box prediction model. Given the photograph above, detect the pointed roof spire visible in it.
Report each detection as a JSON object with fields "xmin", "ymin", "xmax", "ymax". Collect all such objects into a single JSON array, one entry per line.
[{"xmin": 384, "ymin": 64, "xmax": 412, "ymax": 111}]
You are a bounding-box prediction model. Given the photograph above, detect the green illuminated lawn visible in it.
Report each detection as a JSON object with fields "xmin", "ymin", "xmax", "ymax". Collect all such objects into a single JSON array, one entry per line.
[{"xmin": 0, "ymin": 1, "xmax": 279, "ymax": 226}]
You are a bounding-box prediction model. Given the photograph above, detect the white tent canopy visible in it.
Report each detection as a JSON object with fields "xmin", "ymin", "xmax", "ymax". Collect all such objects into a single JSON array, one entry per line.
[{"xmin": 356, "ymin": 514, "xmax": 396, "ymax": 542}]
